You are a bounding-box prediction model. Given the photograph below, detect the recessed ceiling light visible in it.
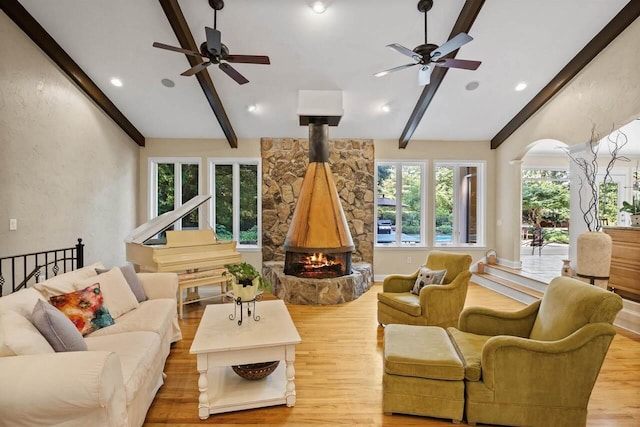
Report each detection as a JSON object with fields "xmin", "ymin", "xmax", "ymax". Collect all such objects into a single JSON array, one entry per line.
[
  {"xmin": 247, "ymin": 104, "xmax": 258, "ymax": 113},
  {"xmin": 465, "ymin": 81, "xmax": 479, "ymax": 91},
  {"xmin": 380, "ymin": 104, "xmax": 391, "ymax": 113},
  {"xmin": 312, "ymin": 1, "xmax": 327, "ymax": 14},
  {"xmin": 110, "ymin": 78, "xmax": 123, "ymax": 87},
  {"xmin": 515, "ymin": 82, "xmax": 527, "ymax": 91},
  {"xmin": 161, "ymin": 78, "xmax": 175, "ymax": 88}
]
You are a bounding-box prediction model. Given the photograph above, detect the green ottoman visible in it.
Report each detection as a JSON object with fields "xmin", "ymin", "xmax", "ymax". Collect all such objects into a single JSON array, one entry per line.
[{"xmin": 383, "ymin": 324, "xmax": 464, "ymax": 423}]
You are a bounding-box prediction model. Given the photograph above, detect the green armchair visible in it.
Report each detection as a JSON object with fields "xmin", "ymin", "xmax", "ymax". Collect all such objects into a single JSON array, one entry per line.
[
  {"xmin": 448, "ymin": 276, "xmax": 623, "ymax": 427},
  {"xmin": 377, "ymin": 251, "xmax": 472, "ymax": 328}
]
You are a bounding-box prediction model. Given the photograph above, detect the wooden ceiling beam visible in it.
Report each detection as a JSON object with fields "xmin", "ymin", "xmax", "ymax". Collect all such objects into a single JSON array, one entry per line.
[
  {"xmin": 399, "ymin": 0, "xmax": 486, "ymax": 149},
  {"xmin": 491, "ymin": 1, "xmax": 640, "ymax": 149},
  {"xmin": 158, "ymin": 0, "xmax": 237, "ymax": 148},
  {"xmin": 1, "ymin": 0, "xmax": 145, "ymax": 146}
]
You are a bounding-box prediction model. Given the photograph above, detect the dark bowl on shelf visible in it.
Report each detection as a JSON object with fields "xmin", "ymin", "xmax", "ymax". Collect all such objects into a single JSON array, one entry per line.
[{"xmin": 231, "ymin": 361, "xmax": 279, "ymax": 380}]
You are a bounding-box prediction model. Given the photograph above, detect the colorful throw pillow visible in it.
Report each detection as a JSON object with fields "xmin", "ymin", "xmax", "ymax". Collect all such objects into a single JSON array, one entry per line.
[
  {"xmin": 411, "ymin": 267, "xmax": 447, "ymax": 295},
  {"xmin": 31, "ymin": 299, "xmax": 87, "ymax": 352},
  {"xmin": 49, "ymin": 283, "xmax": 114, "ymax": 336},
  {"xmin": 96, "ymin": 264, "xmax": 147, "ymax": 303}
]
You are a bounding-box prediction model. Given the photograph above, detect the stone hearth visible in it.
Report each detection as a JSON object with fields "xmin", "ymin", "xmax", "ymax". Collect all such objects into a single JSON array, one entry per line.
[{"xmin": 263, "ymin": 261, "xmax": 372, "ymax": 305}]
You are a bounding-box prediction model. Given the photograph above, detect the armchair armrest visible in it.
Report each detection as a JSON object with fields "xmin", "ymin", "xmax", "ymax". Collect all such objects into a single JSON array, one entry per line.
[
  {"xmin": 138, "ymin": 272, "xmax": 179, "ymax": 300},
  {"xmin": 0, "ymin": 351, "xmax": 127, "ymax": 426},
  {"xmin": 420, "ymin": 270, "xmax": 471, "ymax": 326},
  {"xmin": 382, "ymin": 271, "xmax": 419, "ymax": 293},
  {"xmin": 458, "ymin": 300, "xmax": 541, "ymax": 337},
  {"xmin": 480, "ymin": 323, "xmax": 617, "ymax": 404}
]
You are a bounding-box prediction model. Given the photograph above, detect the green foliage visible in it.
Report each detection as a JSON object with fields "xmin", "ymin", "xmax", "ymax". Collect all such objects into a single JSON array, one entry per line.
[
  {"xmin": 620, "ymin": 199, "xmax": 640, "ymax": 215},
  {"xmin": 521, "ymin": 171, "xmax": 569, "ymax": 225},
  {"xmin": 435, "ymin": 167, "xmax": 453, "ymax": 219},
  {"xmin": 224, "ymin": 262, "xmax": 271, "ymax": 291}
]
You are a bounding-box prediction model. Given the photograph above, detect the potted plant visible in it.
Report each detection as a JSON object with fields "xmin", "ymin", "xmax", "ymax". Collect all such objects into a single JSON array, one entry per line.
[{"xmin": 224, "ymin": 262, "xmax": 271, "ymax": 301}]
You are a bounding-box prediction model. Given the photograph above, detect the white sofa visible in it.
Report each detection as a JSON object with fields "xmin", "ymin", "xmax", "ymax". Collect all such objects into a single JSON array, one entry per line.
[{"xmin": 0, "ymin": 263, "xmax": 182, "ymax": 427}]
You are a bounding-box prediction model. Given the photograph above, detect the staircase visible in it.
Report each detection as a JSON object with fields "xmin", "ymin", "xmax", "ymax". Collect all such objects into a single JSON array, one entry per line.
[
  {"xmin": 473, "ymin": 263, "xmax": 640, "ymax": 334},
  {"xmin": 472, "ymin": 263, "xmax": 547, "ymax": 306}
]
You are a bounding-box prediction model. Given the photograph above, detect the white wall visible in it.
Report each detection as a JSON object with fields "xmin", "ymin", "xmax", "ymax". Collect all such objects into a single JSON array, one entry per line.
[
  {"xmin": 494, "ymin": 17, "xmax": 640, "ymax": 265},
  {"xmin": 0, "ymin": 12, "xmax": 139, "ymax": 284}
]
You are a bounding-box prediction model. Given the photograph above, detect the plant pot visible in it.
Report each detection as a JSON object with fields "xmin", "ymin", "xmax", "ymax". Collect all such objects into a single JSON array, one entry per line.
[
  {"xmin": 631, "ymin": 214, "xmax": 640, "ymax": 226},
  {"xmin": 231, "ymin": 277, "xmax": 260, "ymax": 301},
  {"xmin": 576, "ymin": 231, "xmax": 612, "ymax": 288}
]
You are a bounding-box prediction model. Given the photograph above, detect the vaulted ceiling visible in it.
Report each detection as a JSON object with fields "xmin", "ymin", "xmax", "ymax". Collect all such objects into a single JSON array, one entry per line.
[{"xmin": 3, "ymin": 0, "xmax": 638, "ymax": 149}]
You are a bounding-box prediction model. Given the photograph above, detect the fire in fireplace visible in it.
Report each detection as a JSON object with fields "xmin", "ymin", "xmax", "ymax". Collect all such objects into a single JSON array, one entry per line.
[{"xmin": 284, "ymin": 251, "xmax": 352, "ymax": 279}]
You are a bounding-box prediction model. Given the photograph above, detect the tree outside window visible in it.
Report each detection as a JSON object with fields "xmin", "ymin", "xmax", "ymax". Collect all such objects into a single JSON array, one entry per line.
[
  {"xmin": 376, "ymin": 162, "xmax": 425, "ymax": 245},
  {"xmin": 210, "ymin": 160, "xmax": 260, "ymax": 247},
  {"xmin": 152, "ymin": 159, "xmax": 201, "ymax": 235},
  {"xmin": 434, "ymin": 162, "xmax": 484, "ymax": 246}
]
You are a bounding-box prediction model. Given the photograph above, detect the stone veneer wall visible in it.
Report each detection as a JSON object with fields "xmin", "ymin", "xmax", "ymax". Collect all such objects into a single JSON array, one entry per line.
[{"xmin": 261, "ymin": 138, "xmax": 374, "ymax": 264}]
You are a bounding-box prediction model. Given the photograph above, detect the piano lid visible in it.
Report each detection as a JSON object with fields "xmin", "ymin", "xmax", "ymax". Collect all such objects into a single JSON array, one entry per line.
[{"xmin": 125, "ymin": 195, "xmax": 212, "ymax": 244}]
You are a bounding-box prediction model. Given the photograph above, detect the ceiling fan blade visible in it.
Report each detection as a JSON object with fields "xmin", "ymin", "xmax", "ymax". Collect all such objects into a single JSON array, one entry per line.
[
  {"xmin": 387, "ymin": 43, "xmax": 422, "ymax": 62},
  {"xmin": 430, "ymin": 32, "xmax": 473, "ymax": 60},
  {"xmin": 418, "ymin": 65, "xmax": 432, "ymax": 86},
  {"xmin": 205, "ymin": 27, "xmax": 222, "ymax": 56},
  {"xmin": 153, "ymin": 42, "xmax": 204, "ymax": 58},
  {"xmin": 435, "ymin": 58, "xmax": 481, "ymax": 70},
  {"xmin": 374, "ymin": 63, "xmax": 418, "ymax": 78},
  {"xmin": 219, "ymin": 63, "xmax": 249, "ymax": 85},
  {"xmin": 181, "ymin": 61, "xmax": 212, "ymax": 76},
  {"xmin": 225, "ymin": 55, "xmax": 271, "ymax": 65}
]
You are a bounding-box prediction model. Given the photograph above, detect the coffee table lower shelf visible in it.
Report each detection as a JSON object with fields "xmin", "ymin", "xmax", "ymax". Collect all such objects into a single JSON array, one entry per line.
[{"xmin": 199, "ymin": 362, "xmax": 290, "ymax": 418}]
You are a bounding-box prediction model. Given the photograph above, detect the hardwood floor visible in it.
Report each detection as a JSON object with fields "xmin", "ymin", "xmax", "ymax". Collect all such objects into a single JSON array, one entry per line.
[{"xmin": 144, "ymin": 283, "xmax": 640, "ymax": 426}]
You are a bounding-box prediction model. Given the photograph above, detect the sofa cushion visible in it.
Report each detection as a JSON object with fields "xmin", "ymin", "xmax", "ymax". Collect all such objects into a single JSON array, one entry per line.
[
  {"xmin": 0, "ymin": 288, "xmax": 46, "ymax": 320},
  {"xmin": 97, "ymin": 264, "xmax": 147, "ymax": 303},
  {"xmin": 85, "ymin": 331, "xmax": 163, "ymax": 404},
  {"xmin": 411, "ymin": 267, "xmax": 447, "ymax": 295},
  {"xmin": 0, "ymin": 311, "xmax": 54, "ymax": 356},
  {"xmin": 77, "ymin": 267, "xmax": 139, "ymax": 319},
  {"xmin": 377, "ymin": 292, "xmax": 422, "ymax": 316},
  {"xmin": 384, "ymin": 325, "xmax": 464, "ymax": 381},
  {"xmin": 87, "ymin": 298, "xmax": 181, "ymax": 356},
  {"xmin": 31, "ymin": 300, "xmax": 87, "ymax": 352},
  {"xmin": 447, "ymin": 327, "xmax": 492, "ymax": 381},
  {"xmin": 33, "ymin": 262, "xmax": 105, "ymax": 299},
  {"xmin": 49, "ymin": 283, "xmax": 115, "ymax": 336}
]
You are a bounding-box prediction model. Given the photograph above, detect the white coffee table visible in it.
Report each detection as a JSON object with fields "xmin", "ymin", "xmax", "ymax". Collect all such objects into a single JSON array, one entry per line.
[{"xmin": 189, "ymin": 299, "xmax": 302, "ymax": 419}]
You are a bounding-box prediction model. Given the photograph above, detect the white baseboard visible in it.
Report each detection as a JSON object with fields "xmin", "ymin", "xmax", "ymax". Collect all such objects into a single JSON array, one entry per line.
[{"xmin": 615, "ymin": 299, "xmax": 640, "ymax": 334}]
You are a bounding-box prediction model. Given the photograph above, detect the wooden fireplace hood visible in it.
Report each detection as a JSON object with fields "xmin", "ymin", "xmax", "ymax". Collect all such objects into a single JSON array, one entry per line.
[{"xmin": 284, "ymin": 123, "xmax": 354, "ymax": 253}]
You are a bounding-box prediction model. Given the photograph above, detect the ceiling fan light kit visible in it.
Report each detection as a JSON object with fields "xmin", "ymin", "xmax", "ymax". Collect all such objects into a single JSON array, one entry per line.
[
  {"xmin": 375, "ymin": 0, "xmax": 481, "ymax": 86},
  {"xmin": 153, "ymin": 0, "xmax": 270, "ymax": 85}
]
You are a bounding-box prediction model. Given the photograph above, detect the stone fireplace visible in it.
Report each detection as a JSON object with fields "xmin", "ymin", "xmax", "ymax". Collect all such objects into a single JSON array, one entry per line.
[
  {"xmin": 261, "ymin": 90, "xmax": 373, "ymax": 304},
  {"xmin": 283, "ymin": 121, "xmax": 354, "ymax": 279}
]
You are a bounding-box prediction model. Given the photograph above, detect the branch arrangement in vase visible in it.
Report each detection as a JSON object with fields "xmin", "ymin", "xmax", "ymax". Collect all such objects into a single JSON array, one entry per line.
[{"xmin": 565, "ymin": 125, "xmax": 630, "ymax": 231}]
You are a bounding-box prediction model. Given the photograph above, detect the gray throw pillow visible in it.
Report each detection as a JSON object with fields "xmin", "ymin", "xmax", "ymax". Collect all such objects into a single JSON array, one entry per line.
[
  {"xmin": 31, "ymin": 299, "xmax": 87, "ymax": 352},
  {"xmin": 97, "ymin": 264, "xmax": 147, "ymax": 302},
  {"xmin": 411, "ymin": 267, "xmax": 447, "ymax": 295}
]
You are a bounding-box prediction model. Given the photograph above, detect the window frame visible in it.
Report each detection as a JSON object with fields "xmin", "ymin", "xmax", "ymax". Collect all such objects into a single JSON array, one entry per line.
[
  {"xmin": 375, "ymin": 160, "xmax": 427, "ymax": 247},
  {"xmin": 148, "ymin": 157, "xmax": 202, "ymax": 230},
  {"xmin": 433, "ymin": 160, "xmax": 486, "ymax": 247},
  {"xmin": 208, "ymin": 157, "xmax": 262, "ymax": 250}
]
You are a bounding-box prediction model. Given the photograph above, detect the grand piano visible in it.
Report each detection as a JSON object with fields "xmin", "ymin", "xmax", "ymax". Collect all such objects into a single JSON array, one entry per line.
[{"xmin": 125, "ymin": 195, "xmax": 242, "ymax": 318}]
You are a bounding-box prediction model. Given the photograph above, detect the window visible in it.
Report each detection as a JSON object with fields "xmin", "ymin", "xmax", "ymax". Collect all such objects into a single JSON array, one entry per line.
[
  {"xmin": 209, "ymin": 159, "xmax": 261, "ymax": 248},
  {"xmin": 376, "ymin": 161, "xmax": 426, "ymax": 246},
  {"xmin": 149, "ymin": 158, "xmax": 202, "ymax": 232},
  {"xmin": 434, "ymin": 162, "xmax": 485, "ymax": 246}
]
